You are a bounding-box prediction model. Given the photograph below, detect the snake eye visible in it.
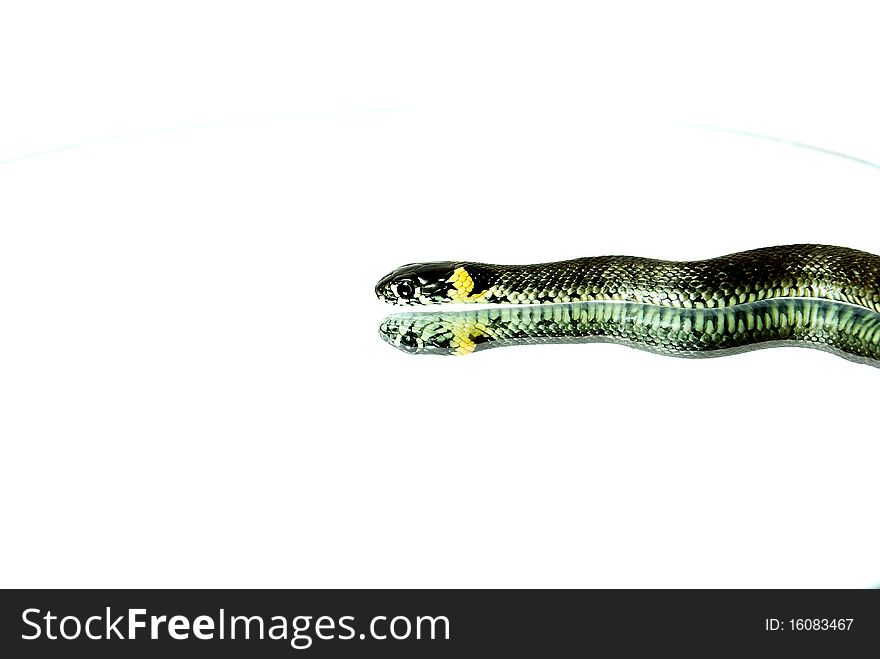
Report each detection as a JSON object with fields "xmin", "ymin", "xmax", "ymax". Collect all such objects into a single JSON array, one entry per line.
[
  {"xmin": 396, "ymin": 280, "xmax": 415, "ymax": 299},
  {"xmin": 399, "ymin": 332, "xmax": 419, "ymax": 352}
]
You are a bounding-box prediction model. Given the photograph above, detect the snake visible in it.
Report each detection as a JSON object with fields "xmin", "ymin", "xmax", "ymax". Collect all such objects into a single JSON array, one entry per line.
[{"xmin": 374, "ymin": 244, "xmax": 880, "ymax": 366}]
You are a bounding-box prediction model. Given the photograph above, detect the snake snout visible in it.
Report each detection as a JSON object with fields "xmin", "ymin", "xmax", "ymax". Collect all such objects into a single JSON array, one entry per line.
[
  {"xmin": 375, "ymin": 261, "xmax": 462, "ymax": 305},
  {"xmin": 374, "ymin": 266, "xmax": 421, "ymax": 305},
  {"xmin": 374, "ymin": 271, "xmax": 398, "ymax": 304}
]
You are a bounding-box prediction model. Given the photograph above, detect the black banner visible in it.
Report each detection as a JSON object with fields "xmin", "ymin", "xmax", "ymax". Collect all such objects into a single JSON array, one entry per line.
[{"xmin": 1, "ymin": 589, "xmax": 877, "ymax": 656}]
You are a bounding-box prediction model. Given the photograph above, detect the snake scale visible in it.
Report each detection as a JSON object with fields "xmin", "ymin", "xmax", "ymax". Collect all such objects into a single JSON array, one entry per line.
[{"xmin": 374, "ymin": 244, "xmax": 880, "ymax": 367}]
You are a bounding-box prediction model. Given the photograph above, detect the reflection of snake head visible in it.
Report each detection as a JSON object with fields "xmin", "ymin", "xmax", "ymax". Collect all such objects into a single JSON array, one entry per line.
[
  {"xmin": 375, "ymin": 261, "xmax": 492, "ymax": 305},
  {"xmin": 378, "ymin": 313, "xmax": 490, "ymax": 355},
  {"xmin": 378, "ymin": 314, "xmax": 455, "ymax": 355}
]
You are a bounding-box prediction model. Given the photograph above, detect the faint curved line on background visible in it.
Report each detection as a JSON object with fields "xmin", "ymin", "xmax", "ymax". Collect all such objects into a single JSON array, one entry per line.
[
  {"xmin": 4, "ymin": 113, "xmax": 878, "ymax": 173},
  {"xmin": 679, "ymin": 122, "xmax": 880, "ymax": 171},
  {"xmin": 0, "ymin": 108, "xmax": 411, "ymax": 166}
]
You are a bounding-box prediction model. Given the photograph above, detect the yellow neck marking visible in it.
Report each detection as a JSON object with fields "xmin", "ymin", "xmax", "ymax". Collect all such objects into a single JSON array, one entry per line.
[
  {"xmin": 447, "ymin": 266, "xmax": 489, "ymax": 303},
  {"xmin": 448, "ymin": 318, "xmax": 479, "ymax": 355}
]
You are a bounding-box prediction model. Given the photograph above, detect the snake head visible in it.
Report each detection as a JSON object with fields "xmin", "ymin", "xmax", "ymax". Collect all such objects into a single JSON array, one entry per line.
[
  {"xmin": 378, "ymin": 314, "xmax": 458, "ymax": 355},
  {"xmin": 374, "ymin": 261, "xmax": 468, "ymax": 305},
  {"xmin": 379, "ymin": 312, "xmax": 494, "ymax": 355}
]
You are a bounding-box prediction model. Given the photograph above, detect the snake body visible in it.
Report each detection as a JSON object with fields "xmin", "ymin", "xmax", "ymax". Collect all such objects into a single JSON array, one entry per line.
[
  {"xmin": 379, "ymin": 299, "xmax": 880, "ymax": 365},
  {"xmin": 375, "ymin": 244, "xmax": 880, "ymax": 366}
]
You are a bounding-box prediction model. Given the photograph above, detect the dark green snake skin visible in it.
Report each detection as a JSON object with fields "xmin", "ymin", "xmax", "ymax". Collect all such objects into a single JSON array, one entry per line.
[
  {"xmin": 375, "ymin": 245, "xmax": 880, "ymax": 366},
  {"xmin": 375, "ymin": 244, "xmax": 880, "ymax": 311}
]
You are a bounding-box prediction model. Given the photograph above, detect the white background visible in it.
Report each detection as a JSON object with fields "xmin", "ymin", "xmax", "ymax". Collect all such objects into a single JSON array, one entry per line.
[{"xmin": 2, "ymin": 2, "xmax": 879, "ymax": 588}]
